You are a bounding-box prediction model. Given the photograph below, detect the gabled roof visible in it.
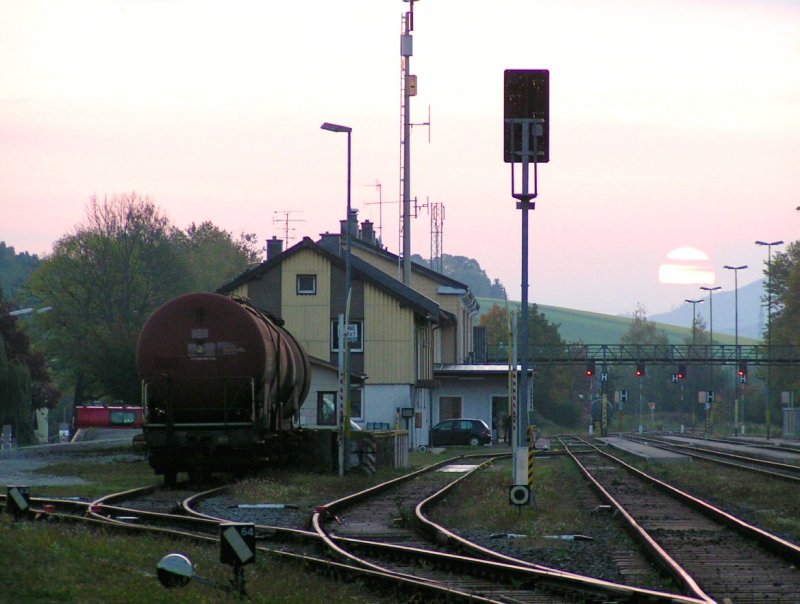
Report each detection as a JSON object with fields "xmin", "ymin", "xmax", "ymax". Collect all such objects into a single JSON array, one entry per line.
[
  {"xmin": 318, "ymin": 233, "xmax": 476, "ymax": 294},
  {"xmin": 218, "ymin": 237, "xmax": 443, "ymax": 322}
]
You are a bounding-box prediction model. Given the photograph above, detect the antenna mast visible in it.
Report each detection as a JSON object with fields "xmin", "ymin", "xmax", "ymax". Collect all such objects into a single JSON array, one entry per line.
[
  {"xmin": 399, "ymin": 0, "xmax": 417, "ymax": 285},
  {"xmin": 429, "ymin": 201, "xmax": 444, "ymax": 273}
]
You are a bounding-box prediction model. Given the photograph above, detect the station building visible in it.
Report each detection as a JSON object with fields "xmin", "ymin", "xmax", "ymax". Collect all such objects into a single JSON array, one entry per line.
[{"xmin": 218, "ymin": 219, "xmax": 511, "ymax": 447}]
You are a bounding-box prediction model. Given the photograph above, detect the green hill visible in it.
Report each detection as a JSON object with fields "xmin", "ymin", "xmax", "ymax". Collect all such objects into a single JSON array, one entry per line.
[{"xmin": 476, "ymin": 298, "xmax": 757, "ymax": 345}]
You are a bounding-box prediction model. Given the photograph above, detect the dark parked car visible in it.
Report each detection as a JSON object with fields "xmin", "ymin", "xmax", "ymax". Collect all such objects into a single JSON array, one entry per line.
[{"xmin": 430, "ymin": 418, "xmax": 492, "ymax": 447}]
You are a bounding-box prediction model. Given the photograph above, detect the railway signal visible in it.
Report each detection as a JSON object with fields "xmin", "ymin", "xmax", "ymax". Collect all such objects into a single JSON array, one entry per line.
[
  {"xmin": 677, "ymin": 364, "xmax": 686, "ymax": 380},
  {"xmin": 585, "ymin": 362, "xmax": 595, "ymax": 377},
  {"xmin": 220, "ymin": 522, "xmax": 256, "ymax": 598},
  {"xmin": 635, "ymin": 363, "xmax": 645, "ymax": 377},
  {"xmin": 738, "ymin": 363, "xmax": 747, "ymax": 383},
  {"xmin": 5, "ymin": 485, "xmax": 30, "ymax": 518},
  {"xmin": 504, "ymin": 69, "xmax": 550, "ymax": 163},
  {"xmin": 220, "ymin": 523, "xmax": 256, "ymax": 567}
]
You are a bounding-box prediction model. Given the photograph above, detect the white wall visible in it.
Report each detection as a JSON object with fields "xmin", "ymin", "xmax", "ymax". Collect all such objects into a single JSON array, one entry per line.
[{"xmin": 433, "ymin": 376, "xmax": 509, "ymax": 429}]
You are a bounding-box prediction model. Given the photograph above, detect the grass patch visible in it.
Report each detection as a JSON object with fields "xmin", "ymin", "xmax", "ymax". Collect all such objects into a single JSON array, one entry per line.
[
  {"xmin": 0, "ymin": 515, "xmax": 399, "ymax": 603},
  {"xmin": 33, "ymin": 456, "xmax": 157, "ymax": 498}
]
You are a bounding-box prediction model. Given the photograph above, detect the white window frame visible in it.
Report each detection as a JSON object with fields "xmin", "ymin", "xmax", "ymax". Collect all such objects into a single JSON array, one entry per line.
[{"xmin": 296, "ymin": 274, "xmax": 317, "ymax": 295}]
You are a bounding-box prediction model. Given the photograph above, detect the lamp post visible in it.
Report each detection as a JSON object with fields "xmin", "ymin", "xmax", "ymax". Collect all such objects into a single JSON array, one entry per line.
[
  {"xmin": 756, "ymin": 240, "xmax": 783, "ymax": 439},
  {"xmin": 685, "ymin": 298, "xmax": 704, "ymax": 346},
  {"xmin": 700, "ymin": 285, "xmax": 721, "ymax": 433},
  {"xmin": 683, "ymin": 298, "xmax": 704, "ymax": 432},
  {"xmin": 321, "ymin": 121, "xmax": 352, "ymax": 475},
  {"xmin": 724, "ymin": 264, "xmax": 748, "ymax": 434}
]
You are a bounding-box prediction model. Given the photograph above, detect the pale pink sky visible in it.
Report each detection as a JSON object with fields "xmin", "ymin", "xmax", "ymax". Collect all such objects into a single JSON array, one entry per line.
[{"xmin": 1, "ymin": 0, "xmax": 798, "ymax": 314}]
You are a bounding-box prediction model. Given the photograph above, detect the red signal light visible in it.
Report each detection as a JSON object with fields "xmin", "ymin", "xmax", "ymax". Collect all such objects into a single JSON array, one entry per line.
[
  {"xmin": 586, "ymin": 363, "xmax": 595, "ymax": 377},
  {"xmin": 635, "ymin": 363, "xmax": 645, "ymax": 377}
]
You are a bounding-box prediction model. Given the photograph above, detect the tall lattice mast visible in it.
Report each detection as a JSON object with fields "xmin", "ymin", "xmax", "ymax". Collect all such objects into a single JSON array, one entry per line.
[{"xmin": 429, "ymin": 201, "xmax": 444, "ymax": 273}]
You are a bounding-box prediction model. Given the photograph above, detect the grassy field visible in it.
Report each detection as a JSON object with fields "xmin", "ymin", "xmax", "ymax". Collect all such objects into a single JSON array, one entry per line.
[{"xmin": 476, "ymin": 297, "xmax": 756, "ymax": 345}]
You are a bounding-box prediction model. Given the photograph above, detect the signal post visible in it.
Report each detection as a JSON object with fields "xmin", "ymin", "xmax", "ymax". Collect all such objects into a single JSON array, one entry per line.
[{"xmin": 504, "ymin": 69, "xmax": 549, "ymax": 506}]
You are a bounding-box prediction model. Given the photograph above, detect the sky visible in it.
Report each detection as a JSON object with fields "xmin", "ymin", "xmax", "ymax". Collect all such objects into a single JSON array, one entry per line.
[{"xmin": 1, "ymin": 0, "xmax": 798, "ymax": 316}]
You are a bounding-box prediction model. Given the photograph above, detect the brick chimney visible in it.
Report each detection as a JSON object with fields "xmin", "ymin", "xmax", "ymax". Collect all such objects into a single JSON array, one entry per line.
[{"xmin": 266, "ymin": 236, "xmax": 283, "ymax": 260}]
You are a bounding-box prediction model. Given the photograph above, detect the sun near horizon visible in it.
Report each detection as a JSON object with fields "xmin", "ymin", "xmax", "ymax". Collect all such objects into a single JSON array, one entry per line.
[{"xmin": 658, "ymin": 247, "xmax": 716, "ymax": 285}]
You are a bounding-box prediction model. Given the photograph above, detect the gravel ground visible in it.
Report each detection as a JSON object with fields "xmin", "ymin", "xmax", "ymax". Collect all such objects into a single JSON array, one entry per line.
[{"xmin": 195, "ymin": 493, "xmax": 312, "ymax": 528}]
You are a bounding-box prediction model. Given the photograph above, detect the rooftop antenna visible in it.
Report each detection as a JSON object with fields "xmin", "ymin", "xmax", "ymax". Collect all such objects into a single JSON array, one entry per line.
[
  {"xmin": 272, "ymin": 210, "xmax": 304, "ymax": 245},
  {"xmin": 362, "ymin": 180, "xmax": 397, "ymax": 243}
]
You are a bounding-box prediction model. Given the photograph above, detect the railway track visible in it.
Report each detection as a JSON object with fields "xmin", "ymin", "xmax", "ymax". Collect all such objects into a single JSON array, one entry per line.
[
  {"xmin": 309, "ymin": 452, "xmax": 705, "ymax": 603},
  {"xmin": 624, "ymin": 434, "xmax": 800, "ymax": 482},
  {"xmin": 8, "ymin": 447, "xmax": 786, "ymax": 602},
  {"xmin": 666, "ymin": 433, "xmax": 800, "ymax": 456},
  {"xmin": 561, "ymin": 437, "xmax": 800, "ymax": 603}
]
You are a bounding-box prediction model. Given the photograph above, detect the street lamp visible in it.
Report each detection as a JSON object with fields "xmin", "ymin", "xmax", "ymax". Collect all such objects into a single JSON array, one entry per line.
[
  {"xmin": 683, "ymin": 298, "xmax": 704, "ymax": 432},
  {"xmin": 685, "ymin": 298, "xmax": 704, "ymax": 345},
  {"xmin": 724, "ymin": 264, "xmax": 748, "ymax": 433},
  {"xmin": 700, "ymin": 285, "xmax": 721, "ymax": 433},
  {"xmin": 321, "ymin": 121, "xmax": 352, "ymax": 475},
  {"xmin": 756, "ymin": 240, "xmax": 784, "ymax": 439}
]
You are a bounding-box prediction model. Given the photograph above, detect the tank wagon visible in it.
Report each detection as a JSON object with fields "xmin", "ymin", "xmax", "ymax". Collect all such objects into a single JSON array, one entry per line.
[{"xmin": 136, "ymin": 292, "xmax": 311, "ymax": 484}]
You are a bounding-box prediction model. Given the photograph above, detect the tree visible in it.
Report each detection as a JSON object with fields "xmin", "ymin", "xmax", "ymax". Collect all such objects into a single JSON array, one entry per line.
[
  {"xmin": 0, "ymin": 287, "xmax": 60, "ymax": 444},
  {"xmin": 28, "ymin": 193, "xmax": 189, "ymax": 404},
  {"xmin": 764, "ymin": 240, "xmax": 800, "ymax": 412},
  {"xmin": 0, "ymin": 243, "xmax": 40, "ymax": 303},
  {"xmin": 179, "ymin": 222, "xmax": 261, "ymax": 292},
  {"xmin": 411, "ymin": 253, "xmax": 505, "ymax": 298},
  {"xmin": 619, "ymin": 303, "xmax": 675, "ymax": 416},
  {"xmin": 489, "ymin": 278, "xmax": 507, "ymax": 299},
  {"xmin": 27, "ymin": 194, "xmax": 261, "ymax": 406},
  {"xmin": 479, "ymin": 304, "xmax": 510, "ymax": 360},
  {"xmin": 479, "ymin": 302, "xmax": 581, "ymax": 427}
]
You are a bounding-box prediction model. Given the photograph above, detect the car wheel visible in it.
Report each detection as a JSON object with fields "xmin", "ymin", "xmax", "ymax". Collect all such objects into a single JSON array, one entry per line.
[{"xmin": 468, "ymin": 436, "xmax": 481, "ymax": 446}]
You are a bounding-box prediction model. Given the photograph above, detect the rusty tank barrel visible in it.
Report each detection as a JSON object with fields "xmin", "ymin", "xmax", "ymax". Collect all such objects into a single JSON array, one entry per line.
[{"xmin": 136, "ymin": 292, "xmax": 310, "ymax": 424}]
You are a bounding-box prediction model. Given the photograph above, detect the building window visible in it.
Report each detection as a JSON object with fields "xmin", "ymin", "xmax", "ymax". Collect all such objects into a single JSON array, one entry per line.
[
  {"xmin": 439, "ymin": 396, "xmax": 462, "ymax": 421},
  {"xmin": 330, "ymin": 319, "xmax": 364, "ymax": 352},
  {"xmin": 317, "ymin": 392, "xmax": 336, "ymax": 425},
  {"xmin": 296, "ymin": 274, "xmax": 317, "ymax": 295},
  {"xmin": 349, "ymin": 387, "xmax": 363, "ymax": 420}
]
